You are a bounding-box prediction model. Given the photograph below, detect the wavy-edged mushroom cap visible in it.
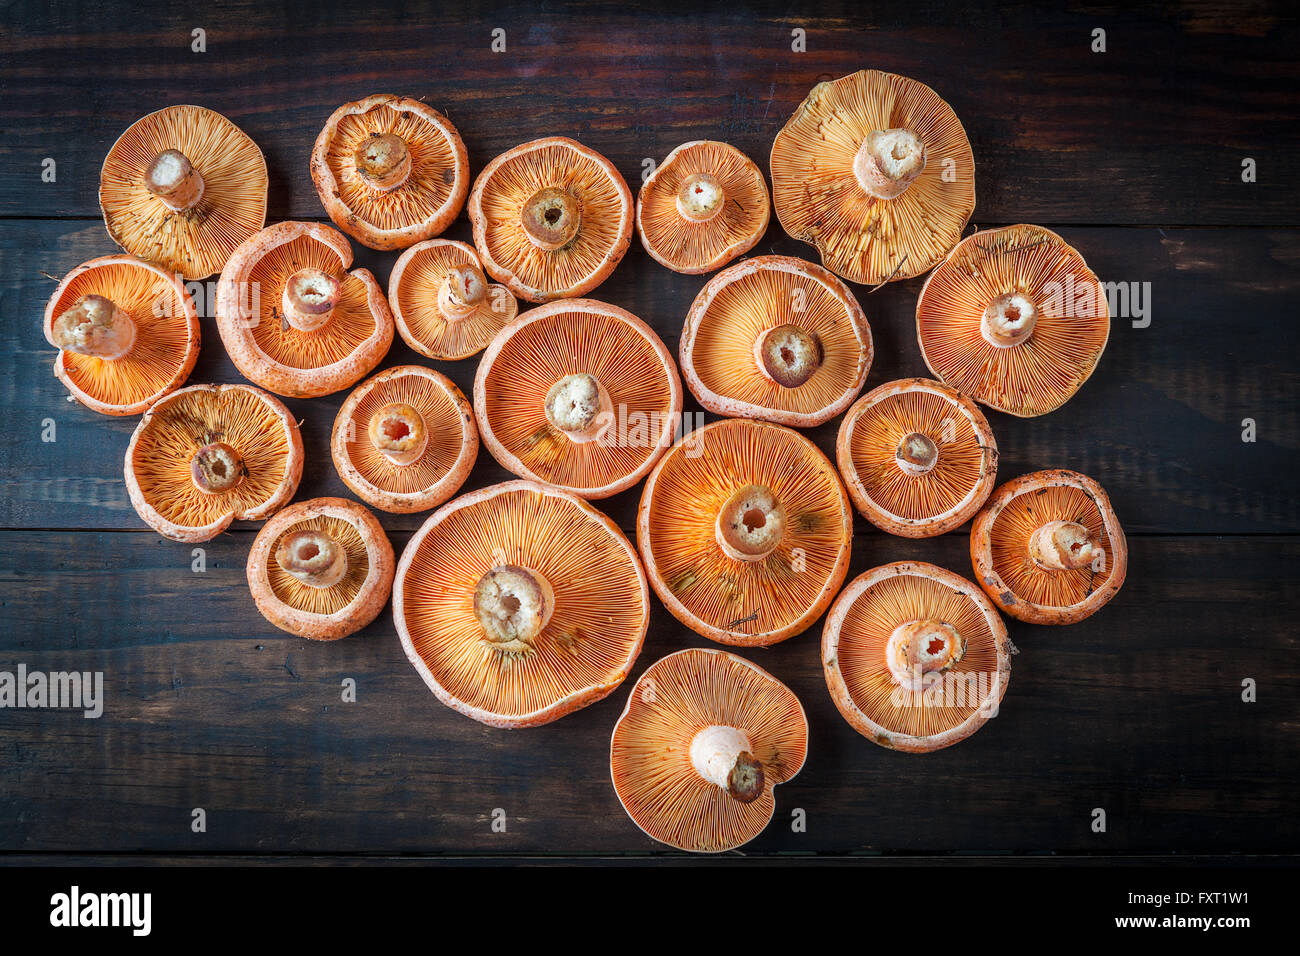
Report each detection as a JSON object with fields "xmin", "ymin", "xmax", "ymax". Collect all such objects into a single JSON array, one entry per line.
[
  {"xmin": 823, "ymin": 561, "xmax": 1010, "ymax": 753},
  {"xmin": 310, "ymin": 94, "xmax": 469, "ymax": 251},
  {"xmin": 394, "ymin": 480, "xmax": 649, "ymax": 728},
  {"xmin": 638, "ymin": 418, "xmax": 852, "ymax": 646},
  {"xmin": 611, "ymin": 647, "xmax": 808, "ymax": 853},
  {"xmin": 770, "ymin": 70, "xmax": 975, "ymax": 286},
  {"xmin": 474, "ymin": 299, "xmax": 682, "ymax": 499},
  {"xmin": 636, "ymin": 141, "xmax": 770, "ymax": 274},
  {"xmin": 124, "ymin": 383, "xmax": 303, "ymax": 542},
  {"xmin": 215, "ymin": 221, "xmax": 394, "ymax": 398},
  {"xmin": 99, "ymin": 105, "xmax": 268, "ymax": 281},
  {"xmin": 247, "ymin": 497, "xmax": 395, "ymax": 641},
  {"xmin": 331, "ymin": 365, "xmax": 478, "ymax": 513},
  {"xmin": 971, "ymin": 469, "xmax": 1127, "ymax": 625},
  {"xmin": 469, "ymin": 137, "xmax": 633, "ymax": 302},
  {"xmin": 43, "ymin": 255, "xmax": 200, "ymax": 416},
  {"xmin": 680, "ymin": 255, "xmax": 872, "ymax": 427},
  {"xmin": 917, "ymin": 225, "xmax": 1110, "ymax": 417},
  {"xmin": 388, "ymin": 239, "xmax": 518, "ymax": 360},
  {"xmin": 836, "ymin": 378, "xmax": 997, "ymax": 537}
]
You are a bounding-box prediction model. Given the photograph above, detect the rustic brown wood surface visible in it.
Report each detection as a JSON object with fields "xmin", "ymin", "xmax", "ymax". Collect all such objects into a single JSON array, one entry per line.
[{"xmin": 0, "ymin": 0, "xmax": 1296, "ymax": 860}]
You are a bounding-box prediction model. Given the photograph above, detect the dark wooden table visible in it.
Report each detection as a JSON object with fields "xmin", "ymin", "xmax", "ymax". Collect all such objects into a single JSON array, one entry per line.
[{"xmin": 1, "ymin": 0, "xmax": 1296, "ymax": 863}]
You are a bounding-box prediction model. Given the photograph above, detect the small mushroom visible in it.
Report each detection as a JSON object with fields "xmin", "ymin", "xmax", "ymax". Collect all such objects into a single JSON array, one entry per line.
[
  {"xmin": 636, "ymin": 141, "xmax": 771, "ymax": 274},
  {"xmin": 43, "ymin": 256, "xmax": 200, "ymax": 416},
  {"xmin": 823, "ymin": 561, "xmax": 1011, "ymax": 753},
  {"xmin": 680, "ymin": 255, "xmax": 872, "ymax": 428},
  {"xmin": 836, "ymin": 378, "xmax": 999, "ymax": 537},
  {"xmin": 638, "ymin": 418, "xmax": 853, "ymax": 646},
  {"xmin": 610, "ymin": 647, "xmax": 808, "ymax": 853},
  {"xmin": 917, "ymin": 225, "xmax": 1111, "ymax": 417},
  {"xmin": 770, "ymin": 70, "xmax": 975, "ymax": 286},
  {"xmin": 469, "ymin": 137, "xmax": 633, "ymax": 302},
  {"xmin": 99, "ymin": 105, "xmax": 269, "ymax": 280},
  {"xmin": 310, "ymin": 94, "xmax": 469, "ymax": 250},
  {"xmin": 970, "ymin": 469, "xmax": 1128, "ymax": 625},
  {"xmin": 393, "ymin": 480, "xmax": 649, "ymax": 728}
]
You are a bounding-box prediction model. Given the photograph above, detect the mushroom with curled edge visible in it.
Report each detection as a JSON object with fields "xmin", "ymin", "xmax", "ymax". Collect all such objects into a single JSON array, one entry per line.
[
  {"xmin": 970, "ymin": 469, "xmax": 1127, "ymax": 625},
  {"xmin": 770, "ymin": 70, "xmax": 975, "ymax": 286},
  {"xmin": 823, "ymin": 561, "xmax": 1011, "ymax": 753},
  {"xmin": 610, "ymin": 647, "xmax": 808, "ymax": 853}
]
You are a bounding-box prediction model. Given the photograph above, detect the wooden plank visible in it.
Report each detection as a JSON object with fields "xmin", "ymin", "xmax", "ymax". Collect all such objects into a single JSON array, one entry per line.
[
  {"xmin": 4, "ymin": 219, "xmax": 1298, "ymax": 534},
  {"xmin": 1, "ymin": 1, "xmax": 1296, "ymax": 224}
]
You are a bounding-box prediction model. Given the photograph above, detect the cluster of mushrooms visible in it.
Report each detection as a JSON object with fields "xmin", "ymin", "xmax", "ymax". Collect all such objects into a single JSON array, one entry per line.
[{"xmin": 43, "ymin": 72, "xmax": 1126, "ymax": 853}]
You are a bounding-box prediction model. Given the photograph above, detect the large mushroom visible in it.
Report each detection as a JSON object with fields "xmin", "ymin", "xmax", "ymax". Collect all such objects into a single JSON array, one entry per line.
[
  {"xmin": 43, "ymin": 255, "xmax": 200, "ymax": 416},
  {"xmin": 469, "ymin": 137, "xmax": 633, "ymax": 302},
  {"xmin": 770, "ymin": 70, "xmax": 975, "ymax": 286},
  {"xmin": 393, "ymin": 480, "xmax": 649, "ymax": 728},
  {"xmin": 679, "ymin": 254, "xmax": 872, "ymax": 427},
  {"xmin": 823, "ymin": 561, "xmax": 1011, "ymax": 753},
  {"xmin": 215, "ymin": 221, "xmax": 394, "ymax": 398},
  {"xmin": 99, "ymin": 105, "xmax": 268, "ymax": 280},
  {"xmin": 917, "ymin": 225, "xmax": 1110, "ymax": 417},
  {"xmin": 638, "ymin": 418, "xmax": 853, "ymax": 646},
  {"xmin": 610, "ymin": 647, "xmax": 808, "ymax": 853},
  {"xmin": 310, "ymin": 94, "xmax": 469, "ymax": 251}
]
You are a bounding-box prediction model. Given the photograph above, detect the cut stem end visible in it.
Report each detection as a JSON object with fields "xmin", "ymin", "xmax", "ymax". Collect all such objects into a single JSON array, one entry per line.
[
  {"xmin": 145, "ymin": 149, "xmax": 205, "ymax": 212},
  {"xmin": 473, "ymin": 564, "xmax": 555, "ymax": 656},
  {"xmin": 716, "ymin": 483, "xmax": 786, "ymax": 563},
  {"xmin": 51, "ymin": 294, "xmax": 137, "ymax": 361},
  {"xmin": 275, "ymin": 529, "xmax": 347, "ymax": 589},
  {"xmin": 853, "ymin": 128, "xmax": 927, "ymax": 200},
  {"xmin": 367, "ymin": 402, "xmax": 428, "ymax": 466}
]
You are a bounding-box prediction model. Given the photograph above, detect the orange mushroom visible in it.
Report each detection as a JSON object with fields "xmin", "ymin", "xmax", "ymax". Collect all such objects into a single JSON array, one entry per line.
[
  {"xmin": 836, "ymin": 378, "xmax": 997, "ymax": 537},
  {"xmin": 388, "ymin": 239, "xmax": 518, "ymax": 360},
  {"xmin": 823, "ymin": 561, "xmax": 1011, "ymax": 752},
  {"xmin": 770, "ymin": 70, "xmax": 975, "ymax": 286},
  {"xmin": 124, "ymin": 383, "xmax": 303, "ymax": 542},
  {"xmin": 636, "ymin": 140, "xmax": 770, "ymax": 274},
  {"xmin": 331, "ymin": 365, "xmax": 478, "ymax": 513},
  {"xmin": 215, "ymin": 221, "xmax": 394, "ymax": 398},
  {"xmin": 393, "ymin": 480, "xmax": 649, "ymax": 728},
  {"xmin": 610, "ymin": 647, "xmax": 808, "ymax": 853},
  {"xmin": 680, "ymin": 254, "xmax": 872, "ymax": 427},
  {"xmin": 474, "ymin": 299, "xmax": 682, "ymax": 499},
  {"xmin": 469, "ymin": 137, "xmax": 633, "ymax": 302},
  {"xmin": 247, "ymin": 497, "xmax": 395, "ymax": 640},
  {"xmin": 43, "ymin": 255, "xmax": 200, "ymax": 416},
  {"xmin": 99, "ymin": 105, "xmax": 268, "ymax": 280},
  {"xmin": 917, "ymin": 225, "xmax": 1110, "ymax": 417},
  {"xmin": 638, "ymin": 418, "xmax": 852, "ymax": 646},
  {"xmin": 970, "ymin": 469, "xmax": 1127, "ymax": 625},
  {"xmin": 310, "ymin": 94, "xmax": 469, "ymax": 251}
]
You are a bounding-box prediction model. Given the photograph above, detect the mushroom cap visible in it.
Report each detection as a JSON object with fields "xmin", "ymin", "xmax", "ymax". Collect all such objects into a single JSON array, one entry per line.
[
  {"xmin": 770, "ymin": 70, "xmax": 975, "ymax": 286},
  {"xmin": 836, "ymin": 378, "xmax": 998, "ymax": 537},
  {"xmin": 610, "ymin": 647, "xmax": 807, "ymax": 853},
  {"xmin": 636, "ymin": 140, "xmax": 771, "ymax": 274},
  {"xmin": 970, "ymin": 469, "xmax": 1127, "ymax": 625},
  {"xmin": 310, "ymin": 94, "xmax": 469, "ymax": 251},
  {"xmin": 823, "ymin": 561, "xmax": 1011, "ymax": 753},
  {"xmin": 247, "ymin": 497, "xmax": 395, "ymax": 640},
  {"xmin": 99, "ymin": 105, "xmax": 269, "ymax": 280},
  {"xmin": 680, "ymin": 254, "xmax": 872, "ymax": 427},
  {"xmin": 393, "ymin": 480, "xmax": 649, "ymax": 728},
  {"xmin": 637, "ymin": 418, "xmax": 853, "ymax": 646},
  {"xmin": 474, "ymin": 299, "xmax": 683, "ymax": 499},
  {"xmin": 215, "ymin": 221, "xmax": 395, "ymax": 398},
  {"xmin": 331, "ymin": 365, "xmax": 478, "ymax": 513},
  {"xmin": 43, "ymin": 255, "xmax": 200, "ymax": 416},
  {"xmin": 388, "ymin": 239, "xmax": 518, "ymax": 360},
  {"xmin": 469, "ymin": 137, "xmax": 633, "ymax": 302},
  {"xmin": 124, "ymin": 383, "xmax": 303, "ymax": 542},
  {"xmin": 917, "ymin": 225, "xmax": 1110, "ymax": 417}
]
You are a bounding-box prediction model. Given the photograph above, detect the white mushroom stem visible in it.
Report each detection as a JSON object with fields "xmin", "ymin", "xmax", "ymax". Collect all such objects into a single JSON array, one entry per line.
[
  {"xmin": 50, "ymin": 294, "xmax": 137, "ymax": 361},
  {"xmin": 885, "ymin": 619, "xmax": 964, "ymax": 692},
  {"xmin": 275, "ymin": 530, "xmax": 348, "ymax": 589},
  {"xmin": 521, "ymin": 187, "xmax": 581, "ymax": 251},
  {"xmin": 676, "ymin": 172, "xmax": 725, "ymax": 222},
  {"xmin": 353, "ymin": 132, "xmax": 412, "ymax": 192},
  {"xmin": 853, "ymin": 128, "xmax": 927, "ymax": 200},
  {"xmin": 544, "ymin": 373, "xmax": 613, "ymax": 444},
  {"xmin": 689, "ymin": 725, "xmax": 765, "ymax": 804},
  {"xmin": 473, "ymin": 565, "xmax": 556, "ymax": 655},
  {"xmin": 437, "ymin": 263, "xmax": 488, "ymax": 320},
  {"xmin": 145, "ymin": 149, "xmax": 205, "ymax": 212},
  {"xmin": 367, "ymin": 403, "xmax": 428, "ymax": 466},
  {"xmin": 896, "ymin": 432, "xmax": 938, "ymax": 476},
  {"xmin": 981, "ymin": 293, "xmax": 1038, "ymax": 348},
  {"xmin": 716, "ymin": 484, "xmax": 786, "ymax": 563},
  {"xmin": 281, "ymin": 268, "xmax": 341, "ymax": 332},
  {"xmin": 754, "ymin": 324, "xmax": 822, "ymax": 388},
  {"xmin": 1030, "ymin": 520, "xmax": 1101, "ymax": 571},
  {"xmin": 190, "ymin": 442, "xmax": 244, "ymax": 494}
]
